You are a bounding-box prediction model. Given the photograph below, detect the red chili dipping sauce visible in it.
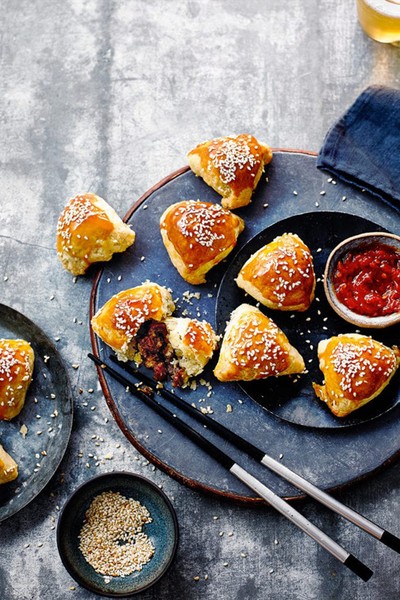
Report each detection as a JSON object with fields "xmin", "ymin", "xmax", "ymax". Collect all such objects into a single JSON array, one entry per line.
[{"xmin": 332, "ymin": 243, "xmax": 400, "ymax": 317}]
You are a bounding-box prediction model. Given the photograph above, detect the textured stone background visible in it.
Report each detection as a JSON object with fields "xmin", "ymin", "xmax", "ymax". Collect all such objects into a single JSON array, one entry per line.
[{"xmin": 1, "ymin": 1, "xmax": 399, "ymax": 598}]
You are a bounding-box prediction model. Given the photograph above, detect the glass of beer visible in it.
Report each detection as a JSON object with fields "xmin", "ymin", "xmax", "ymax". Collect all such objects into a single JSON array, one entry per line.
[{"xmin": 356, "ymin": 0, "xmax": 400, "ymax": 44}]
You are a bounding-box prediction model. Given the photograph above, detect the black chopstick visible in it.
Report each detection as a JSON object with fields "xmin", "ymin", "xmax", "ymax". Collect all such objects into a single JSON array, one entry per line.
[
  {"xmin": 89, "ymin": 352, "xmax": 372, "ymax": 581},
  {"xmin": 108, "ymin": 355, "xmax": 400, "ymax": 556}
]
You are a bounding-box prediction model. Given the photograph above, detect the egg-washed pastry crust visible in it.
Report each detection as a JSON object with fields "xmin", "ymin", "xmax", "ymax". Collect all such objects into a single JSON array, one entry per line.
[
  {"xmin": 236, "ymin": 233, "xmax": 316, "ymax": 312},
  {"xmin": 187, "ymin": 134, "xmax": 272, "ymax": 210},
  {"xmin": 160, "ymin": 200, "xmax": 244, "ymax": 285},
  {"xmin": 0, "ymin": 338, "xmax": 34, "ymax": 421},
  {"xmin": 56, "ymin": 193, "xmax": 135, "ymax": 276},
  {"xmin": 0, "ymin": 444, "xmax": 18, "ymax": 484},
  {"xmin": 313, "ymin": 333, "xmax": 400, "ymax": 417},
  {"xmin": 214, "ymin": 303, "xmax": 305, "ymax": 382}
]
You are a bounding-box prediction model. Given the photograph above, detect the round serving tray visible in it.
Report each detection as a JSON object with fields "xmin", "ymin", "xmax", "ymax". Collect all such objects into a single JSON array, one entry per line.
[{"xmin": 90, "ymin": 150, "xmax": 400, "ymax": 503}]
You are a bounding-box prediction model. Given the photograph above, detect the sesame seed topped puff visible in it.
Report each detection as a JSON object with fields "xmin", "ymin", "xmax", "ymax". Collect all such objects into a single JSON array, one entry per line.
[
  {"xmin": 187, "ymin": 134, "xmax": 273, "ymax": 210},
  {"xmin": 214, "ymin": 304, "xmax": 305, "ymax": 382},
  {"xmin": 56, "ymin": 193, "xmax": 135, "ymax": 276},
  {"xmin": 0, "ymin": 339, "xmax": 34, "ymax": 421},
  {"xmin": 160, "ymin": 200, "xmax": 245, "ymax": 285},
  {"xmin": 91, "ymin": 282, "xmax": 175, "ymax": 362},
  {"xmin": 0, "ymin": 444, "xmax": 18, "ymax": 484},
  {"xmin": 165, "ymin": 317, "xmax": 218, "ymax": 379},
  {"xmin": 236, "ymin": 233, "xmax": 316, "ymax": 312},
  {"xmin": 313, "ymin": 334, "xmax": 400, "ymax": 418}
]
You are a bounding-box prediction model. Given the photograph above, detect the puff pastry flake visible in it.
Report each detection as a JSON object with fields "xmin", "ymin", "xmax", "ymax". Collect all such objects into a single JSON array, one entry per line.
[
  {"xmin": 0, "ymin": 339, "xmax": 34, "ymax": 421},
  {"xmin": 313, "ymin": 334, "xmax": 400, "ymax": 417},
  {"xmin": 214, "ymin": 304, "xmax": 305, "ymax": 382},
  {"xmin": 0, "ymin": 444, "xmax": 18, "ymax": 484},
  {"xmin": 236, "ymin": 233, "xmax": 315, "ymax": 311},
  {"xmin": 160, "ymin": 200, "xmax": 244, "ymax": 284},
  {"xmin": 56, "ymin": 193, "xmax": 135, "ymax": 276},
  {"xmin": 187, "ymin": 134, "xmax": 272, "ymax": 210}
]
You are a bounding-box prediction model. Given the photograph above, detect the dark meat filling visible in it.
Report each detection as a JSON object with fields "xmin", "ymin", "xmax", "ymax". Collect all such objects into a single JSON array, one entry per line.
[{"xmin": 135, "ymin": 319, "xmax": 187, "ymax": 387}]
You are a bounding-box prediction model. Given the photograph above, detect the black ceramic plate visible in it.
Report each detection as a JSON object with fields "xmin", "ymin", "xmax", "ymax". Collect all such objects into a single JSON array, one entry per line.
[
  {"xmin": 90, "ymin": 151, "xmax": 400, "ymax": 502},
  {"xmin": 0, "ymin": 304, "xmax": 73, "ymax": 521},
  {"xmin": 215, "ymin": 211, "xmax": 400, "ymax": 428}
]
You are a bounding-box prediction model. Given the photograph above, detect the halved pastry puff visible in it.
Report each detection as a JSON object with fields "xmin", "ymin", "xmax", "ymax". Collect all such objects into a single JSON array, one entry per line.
[
  {"xmin": 160, "ymin": 200, "xmax": 244, "ymax": 285},
  {"xmin": 313, "ymin": 334, "xmax": 400, "ymax": 417},
  {"xmin": 134, "ymin": 317, "xmax": 218, "ymax": 387},
  {"xmin": 187, "ymin": 134, "xmax": 273, "ymax": 210},
  {"xmin": 0, "ymin": 444, "xmax": 18, "ymax": 484},
  {"xmin": 91, "ymin": 282, "xmax": 175, "ymax": 362},
  {"xmin": 236, "ymin": 233, "xmax": 315, "ymax": 312},
  {"xmin": 56, "ymin": 193, "xmax": 135, "ymax": 276},
  {"xmin": 213, "ymin": 304, "xmax": 305, "ymax": 382},
  {"xmin": 0, "ymin": 339, "xmax": 34, "ymax": 421},
  {"xmin": 165, "ymin": 317, "xmax": 218, "ymax": 379}
]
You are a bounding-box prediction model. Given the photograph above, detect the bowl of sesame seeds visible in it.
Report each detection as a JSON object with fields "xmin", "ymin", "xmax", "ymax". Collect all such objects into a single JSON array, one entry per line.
[{"xmin": 57, "ymin": 472, "xmax": 179, "ymax": 597}]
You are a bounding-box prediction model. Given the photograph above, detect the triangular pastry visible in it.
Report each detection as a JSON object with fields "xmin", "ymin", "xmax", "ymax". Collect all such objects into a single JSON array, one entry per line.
[
  {"xmin": 0, "ymin": 339, "xmax": 34, "ymax": 421},
  {"xmin": 0, "ymin": 444, "xmax": 18, "ymax": 484},
  {"xmin": 160, "ymin": 200, "xmax": 244, "ymax": 284},
  {"xmin": 91, "ymin": 283, "xmax": 218, "ymax": 386},
  {"xmin": 236, "ymin": 233, "xmax": 316, "ymax": 312},
  {"xmin": 57, "ymin": 193, "xmax": 135, "ymax": 276},
  {"xmin": 313, "ymin": 334, "xmax": 400, "ymax": 417},
  {"xmin": 165, "ymin": 317, "xmax": 218, "ymax": 379},
  {"xmin": 214, "ymin": 304, "xmax": 305, "ymax": 382},
  {"xmin": 187, "ymin": 134, "xmax": 273, "ymax": 210},
  {"xmin": 91, "ymin": 282, "xmax": 175, "ymax": 362}
]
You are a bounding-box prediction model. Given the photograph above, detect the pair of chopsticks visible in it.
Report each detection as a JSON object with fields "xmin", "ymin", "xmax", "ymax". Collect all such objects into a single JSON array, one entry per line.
[{"xmin": 89, "ymin": 352, "xmax": 400, "ymax": 581}]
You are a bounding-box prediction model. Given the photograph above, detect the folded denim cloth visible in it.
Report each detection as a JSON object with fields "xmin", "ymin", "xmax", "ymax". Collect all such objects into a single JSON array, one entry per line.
[{"xmin": 317, "ymin": 85, "xmax": 400, "ymax": 208}]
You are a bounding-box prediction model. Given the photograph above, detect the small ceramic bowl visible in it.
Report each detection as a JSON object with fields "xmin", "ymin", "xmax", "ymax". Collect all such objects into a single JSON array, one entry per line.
[
  {"xmin": 57, "ymin": 472, "xmax": 179, "ymax": 597},
  {"xmin": 324, "ymin": 231, "xmax": 400, "ymax": 329}
]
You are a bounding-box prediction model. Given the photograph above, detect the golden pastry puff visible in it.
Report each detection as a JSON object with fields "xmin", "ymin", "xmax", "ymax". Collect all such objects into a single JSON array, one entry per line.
[
  {"xmin": 236, "ymin": 233, "xmax": 316, "ymax": 312},
  {"xmin": 0, "ymin": 444, "xmax": 18, "ymax": 484},
  {"xmin": 187, "ymin": 134, "xmax": 273, "ymax": 210},
  {"xmin": 56, "ymin": 193, "xmax": 135, "ymax": 276},
  {"xmin": 165, "ymin": 317, "xmax": 218, "ymax": 378},
  {"xmin": 214, "ymin": 304, "xmax": 305, "ymax": 382},
  {"xmin": 313, "ymin": 334, "xmax": 400, "ymax": 418},
  {"xmin": 91, "ymin": 282, "xmax": 175, "ymax": 362},
  {"xmin": 160, "ymin": 200, "xmax": 244, "ymax": 285},
  {"xmin": 0, "ymin": 339, "xmax": 34, "ymax": 421}
]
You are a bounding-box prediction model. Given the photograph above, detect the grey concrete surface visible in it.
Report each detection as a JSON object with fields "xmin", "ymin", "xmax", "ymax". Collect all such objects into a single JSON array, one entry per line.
[{"xmin": 0, "ymin": 1, "xmax": 399, "ymax": 598}]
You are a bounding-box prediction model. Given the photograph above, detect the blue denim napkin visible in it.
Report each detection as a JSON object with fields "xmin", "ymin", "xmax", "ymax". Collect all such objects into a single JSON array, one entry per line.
[{"xmin": 317, "ymin": 85, "xmax": 400, "ymax": 208}]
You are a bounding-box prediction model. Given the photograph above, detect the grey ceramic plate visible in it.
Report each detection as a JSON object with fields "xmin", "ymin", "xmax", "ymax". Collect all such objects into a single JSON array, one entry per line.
[
  {"xmin": 57, "ymin": 472, "xmax": 179, "ymax": 597},
  {"xmin": 90, "ymin": 150, "xmax": 400, "ymax": 503},
  {"xmin": 0, "ymin": 304, "xmax": 73, "ymax": 522}
]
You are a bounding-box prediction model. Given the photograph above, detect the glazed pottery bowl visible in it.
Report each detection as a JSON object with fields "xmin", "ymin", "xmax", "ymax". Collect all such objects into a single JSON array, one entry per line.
[
  {"xmin": 57, "ymin": 472, "xmax": 179, "ymax": 597},
  {"xmin": 324, "ymin": 232, "xmax": 400, "ymax": 329}
]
